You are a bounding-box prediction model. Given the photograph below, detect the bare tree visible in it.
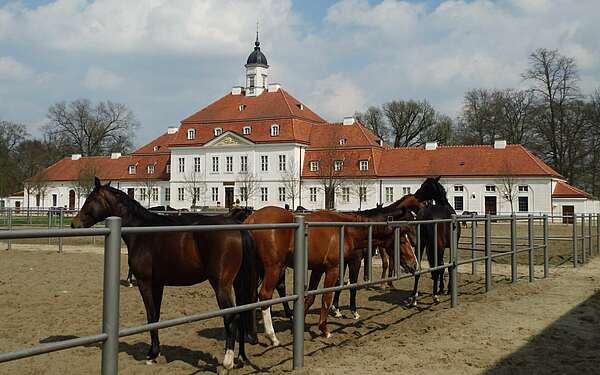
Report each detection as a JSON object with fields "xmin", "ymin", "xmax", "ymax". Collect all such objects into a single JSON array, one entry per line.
[
  {"xmin": 281, "ymin": 158, "xmax": 300, "ymax": 209},
  {"xmin": 355, "ymin": 106, "xmax": 389, "ymax": 143},
  {"xmin": 352, "ymin": 178, "xmax": 375, "ymax": 210},
  {"xmin": 70, "ymin": 165, "xmax": 96, "ymax": 207},
  {"xmin": 383, "ymin": 99, "xmax": 437, "ymax": 147},
  {"xmin": 498, "ymin": 89, "xmax": 536, "ymax": 146},
  {"xmin": 140, "ymin": 178, "xmax": 160, "ymax": 208},
  {"xmin": 30, "ymin": 170, "xmax": 49, "ymax": 209},
  {"xmin": 456, "ymin": 89, "xmax": 503, "ymax": 145},
  {"xmin": 423, "ymin": 114, "xmax": 456, "ymax": 145},
  {"xmin": 236, "ymin": 172, "xmax": 260, "ymax": 208},
  {"xmin": 0, "ymin": 121, "xmax": 28, "ymax": 197},
  {"xmin": 45, "ymin": 99, "xmax": 139, "ymax": 156},
  {"xmin": 497, "ymin": 161, "xmax": 521, "ymax": 214},
  {"xmin": 313, "ymin": 126, "xmax": 346, "ymax": 209},
  {"xmin": 182, "ymin": 169, "xmax": 206, "ymax": 210}
]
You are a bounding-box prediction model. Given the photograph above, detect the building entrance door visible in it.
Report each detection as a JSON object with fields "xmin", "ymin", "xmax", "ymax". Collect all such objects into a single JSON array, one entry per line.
[
  {"xmin": 69, "ymin": 190, "xmax": 76, "ymax": 210},
  {"xmin": 484, "ymin": 196, "xmax": 497, "ymax": 215},
  {"xmin": 225, "ymin": 187, "xmax": 234, "ymax": 208}
]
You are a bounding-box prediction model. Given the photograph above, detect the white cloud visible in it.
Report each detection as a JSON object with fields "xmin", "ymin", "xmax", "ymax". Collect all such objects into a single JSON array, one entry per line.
[
  {"xmin": 0, "ymin": 56, "xmax": 33, "ymax": 80},
  {"xmin": 307, "ymin": 73, "xmax": 366, "ymax": 121},
  {"xmin": 82, "ymin": 67, "xmax": 122, "ymax": 90}
]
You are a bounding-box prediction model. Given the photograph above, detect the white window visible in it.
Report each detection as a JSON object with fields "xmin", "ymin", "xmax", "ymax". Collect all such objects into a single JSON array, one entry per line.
[
  {"xmin": 178, "ymin": 188, "xmax": 184, "ymax": 201},
  {"xmin": 279, "ymin": 187, "xmax": 286, "ymax": 201},
  {"xmin": 359, "ymin": 186, "xmax": 367, "ymax": 202},
  {"xmin": 359, "ymin": 160, "xmax": 369, "ymax": 171},
  {"xmin": 240, "ymin": 187, "xmax": 248, "ymax": 201},
  {"xmin": 139, "ymin": 188, "xmax": 147, "ymax": 201},
  {"xmin": 261, "ymin": 155, "xmax": 268, "ymax": 171},
  {"xmin": 147, "ymin": 164, "xmax": 155, "ymax": 174},
  {"xmin": 341, "ymin": 187, "xmax": 350, "ymax": 202},
  {"xmin": 165, "ymin": 188, "xmax": 171, "ymax": 202},
  {"xmin": 403, "ymin": 187, "xmax": 411, "ymax": 195},
  {"xmin": 261, "ymin": 187, "xmax": 268, "ymax": 202},
  {"xmin": 153, "ymin": 145, "xmax": 160, "ymax": 152},
  {"xmin": 486, "ymin": 185, "xmax": 496, "ymax": 192},
  {"xmin": 239, "ymin": 104, "xmax": 246, "ymax": 111},
  {"xmin": 310, "ymin": 161, "xmax": 319, "ymax": 172},
  {"xmin": 454, "ymin": 185, "xmax": 464, "ymax": 192},
  {"xmin": 187, "ymin": 128, "xmax": 196, "ymax": 140},
  {"xmin": 214, "ymin": 128, "xmax": 223, "ymax": 136},
  {"xmin": 271, "ymin": 124, "xmax": 280, "ymax": 137},
  {"xmin": 240, "ymin": 155, "xmax": 248, "ymax": 172},
  {"xmin": 166, "ymin": 164, "xmax": 171, "ymax": 174},
  {"xmin": 310, "ymin": 187, "xmax": 317, "ymax": 202},
  {"xmin": 128, "ymin": 165, "xmax": 136, "ymax": 175},
  {"xmin": 249, "ymin": 75, "xmax": 255, "ymax": 87},
  {"xmin": 193, "ymin": 187, "xmax": 201, "ymax": 203},
  {"xmin": 212, "ymin": 187, "xmax": 219, "ymax": 202},
  {"xmin": 334, "ymin": 160, "xmax": 343, "ymax": 172},
  {"xmin": 339, "ymin": 138, "xmax": 347, "ymax": 145},
  {"xmin": 194, "ymin": 157, "xmax": 201, "ymax": 173},
  {"xmin": 386, "ymin": 187, "xmax": 394, "ymax": 202},
  {"xmin": 243, "ymin": 126, "xmax": 251, "ymax": 135},
  {"xmin": 518, "ymin": 185, "xmax": 529, "ymax": 192},
  {"xmin": 454, "ymin": 196, "xmax": 464, "ymax": 211},
  {"xmin": 226, "ymin": 156, "xmax": 233, "ymax": 172},
  {"xmin": 279, "ymin": 155, "xmax": 286, "ymax": 171},
  {"xmin": 212, "ymin": 156, "xmax": 219, "ymax": 173},
  {"xmin": 178, "ymin": 157, "xmax": 185, "ymax": 173},
  {"xmin": 152, "ymin": 187, "xmax": 159, "ymax": 201}
]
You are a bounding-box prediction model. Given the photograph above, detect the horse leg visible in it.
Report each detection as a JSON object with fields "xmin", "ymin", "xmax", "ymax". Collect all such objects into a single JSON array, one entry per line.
[
  {"xmin": 380, "ymin": 247, "xmax": 389, "ymax": 289},
  {"xmin": 410, "ymin": 274, "xmax": 420, "ymax": 307},
  {"xmin": 275, "ymin": 273, "xmax": 293, "ymax": 319},
  {"xmin": 387, "ymin": 248, "xmax": 395, "ymax": 288},
  {"xmin": 127, "ymin": 268, "xmax": 134, "ymax": 288},
  {"xmin": 348, "ymin": 257, "xmax": 361, "ymax": 320},
  {"xmin": 318, "ymin": 269, "xmax": 339, "ymax": 338},
  {"xmin": 137, "ymin": 281, "xmax": 161, "ymax": 363},
  {"xmin": 331, "ymin": 263, "xmax": 347, "ymax": 318},
  {"xmin": 258, "ymin": 268, "xmax": 282, "ymax": 346},
  {"xmin": 212, "ymin": 280, "xmax": 239, "ymax": 371},
  {"xmin": 304, "ymin": 270, "xmax": 323, "ymax": 320}
]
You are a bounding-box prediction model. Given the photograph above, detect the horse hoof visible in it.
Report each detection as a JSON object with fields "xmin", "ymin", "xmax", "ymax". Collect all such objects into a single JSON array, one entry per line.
[
  {"xmin": 330, "ymin": 306, "xmax": 342, "ymax": 318},
  {"xmin": 352, "ymin": 311, "xmax": 360, "ymax": 320},
  {"xmin": 433, "ymin": 295, "xmax": 440, "ymax": 304},
  {"xmin": 269, "ymin": 337, "xmax": 280, "ymax": 347},
  {"xmin": 234, "ymin": 356, "xmax": 246, "ymax": 369},
  {"xmin": 323, "ymin": 332, "xmax": 332, "ymax": 339},
  {"xmin": 222, "ymin": 349, "xmax": 235, "ymax": 370},
  {"xmin": 128, "ymin": 283, "xmax": 133, "ymax": 288},
  {"xmin": 145, "ymin": 359, "xmax": 157, "ymax": 365}
]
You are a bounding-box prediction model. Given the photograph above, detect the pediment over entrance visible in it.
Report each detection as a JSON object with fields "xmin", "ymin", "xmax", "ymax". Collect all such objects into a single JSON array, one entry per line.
[{"xmin": 204, "ymin": 131, "xmax": 254, "ymax": 147}]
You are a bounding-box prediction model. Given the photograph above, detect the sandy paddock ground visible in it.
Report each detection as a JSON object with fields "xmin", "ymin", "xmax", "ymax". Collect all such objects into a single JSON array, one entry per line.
[{"xmin": 1, "ymin": 245, "xmax": 599, "ymax": 375}]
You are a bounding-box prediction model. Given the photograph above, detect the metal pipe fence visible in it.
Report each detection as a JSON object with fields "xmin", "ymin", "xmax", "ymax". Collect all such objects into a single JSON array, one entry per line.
[{"xmin": 0, "ymin": 212, "xmax": 599, "ymax": 373}]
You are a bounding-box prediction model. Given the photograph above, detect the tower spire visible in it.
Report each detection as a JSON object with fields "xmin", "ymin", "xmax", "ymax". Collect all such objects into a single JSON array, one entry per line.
[{"xmin": 255, "ymin": 21, "xmax": 260, "ymax": 48}]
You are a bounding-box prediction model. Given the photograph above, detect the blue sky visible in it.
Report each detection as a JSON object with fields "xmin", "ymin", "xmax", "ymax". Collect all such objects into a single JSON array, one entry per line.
[{"xmin": 1, "ymin": 0, "xmax": 599, "ymax": 147}]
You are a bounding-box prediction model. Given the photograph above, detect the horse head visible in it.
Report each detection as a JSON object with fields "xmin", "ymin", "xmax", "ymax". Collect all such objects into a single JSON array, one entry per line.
[
  {"xmin": 71, "ymin": 177, "xmax": 115, "ymax": 228},
  {"xmin": 415, "ymin": 176, "xmax": 448, "ymax": 204}
]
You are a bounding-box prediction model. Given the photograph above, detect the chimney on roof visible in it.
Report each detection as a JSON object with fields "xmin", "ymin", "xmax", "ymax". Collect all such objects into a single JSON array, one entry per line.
[
  {"xmin": 167, "ymin": 127, "xmax": 178, "ymax": 134},
  {"xmin": 494, "ymin": 140, "xmax": 507, "ymax": 149},
  {"xmin": 268, "ymin": 83, "xmax": 281, "ymax": 92},
  {"xmin": 343, "ymin": 117, "xmax": 355, "ymax": 125},
  {"xmin": 231, "ymin": 86, "xmax": 243, "ymax": 95},
  {"xmin": 111, "ymin": 152, "xmax": 121, "ymax": 159},
  {"xmin": 425, "ymin": 142, "xmax": 438, "ymax": 150},
  {"xmin": 71, "ymin": 154, "xmax": 82, "ymax": 160}
]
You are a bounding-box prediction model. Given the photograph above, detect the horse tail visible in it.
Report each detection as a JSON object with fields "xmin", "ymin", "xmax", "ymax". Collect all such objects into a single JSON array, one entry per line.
[{"xmin": 235, "ymin": 229, "xmax": 259, "ymax": 347}]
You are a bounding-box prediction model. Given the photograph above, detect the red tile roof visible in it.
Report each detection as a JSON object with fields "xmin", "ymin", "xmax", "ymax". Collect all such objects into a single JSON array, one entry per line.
[
  {"xmin": 181, "ymin": 89, "xmax": 326, "ymax": 124},
  {"xmin": 308, "ymin": 122, "xmax": 383, "ymax": 149},
  {"xmin": 133, "ymin": 131, "xmax": 176, "ymax": 155},
  {"xmin": 552, "ymin": 181, "xmax": 591, "ymax": 198},
  {"xmin": 376, "ymin": 144, "xmax": 563, "ymax": 178},
  {"xmin": 35, "ymin": 155, "xmax": 170, "ymax": 182}
]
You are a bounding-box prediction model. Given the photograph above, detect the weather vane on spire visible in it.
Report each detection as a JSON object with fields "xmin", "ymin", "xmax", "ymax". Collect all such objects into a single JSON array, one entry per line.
[{"xmin": 255, "ymin": 20, "xmax": 260, "ymax": 46}]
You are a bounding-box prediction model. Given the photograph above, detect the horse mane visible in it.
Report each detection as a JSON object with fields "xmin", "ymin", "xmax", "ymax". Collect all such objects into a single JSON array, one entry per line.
[{"xmin": 311, "ymin": 210, "xmax": 376, "ymax": 223}]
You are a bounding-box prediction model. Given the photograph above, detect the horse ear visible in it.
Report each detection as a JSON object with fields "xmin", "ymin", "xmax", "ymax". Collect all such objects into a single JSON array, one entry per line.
[
  {"xmin": 94, "ymin": 177, "xmax": 101, "ymax": 188},
  {"xmin": 435, "ymin": 176, "xmax": 441, "ymax": 181},
  {"xmin": 106, "ymin": 181, "xmax": 111, "ymax": 187}
]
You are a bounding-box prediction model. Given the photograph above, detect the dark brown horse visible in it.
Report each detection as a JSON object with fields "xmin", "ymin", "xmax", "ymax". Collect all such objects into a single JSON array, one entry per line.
[
  {"xmin": 244, "ymin": 207, "xmax": 418, "ymax": 344},
  {"xmin": 71, "ymin": 178, "xmax": 257, "ymax": 371}
]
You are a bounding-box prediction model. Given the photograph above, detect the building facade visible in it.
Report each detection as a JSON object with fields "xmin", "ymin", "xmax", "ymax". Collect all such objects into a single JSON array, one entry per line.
[{"xmin": 14, "ymin": 37, "xmax": 599, "ymax": 216}]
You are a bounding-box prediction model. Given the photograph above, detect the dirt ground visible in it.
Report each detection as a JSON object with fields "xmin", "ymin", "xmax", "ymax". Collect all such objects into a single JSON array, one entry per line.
[{"xmin": 1, "ymin": 247, "xmax": 600, "ymax": 375}]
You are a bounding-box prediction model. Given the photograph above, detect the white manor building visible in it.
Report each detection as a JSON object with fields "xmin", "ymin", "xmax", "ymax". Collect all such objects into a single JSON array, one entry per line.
[{"xmin": 11, "ymin": 36, "xmax": 599, "ymax": 217}]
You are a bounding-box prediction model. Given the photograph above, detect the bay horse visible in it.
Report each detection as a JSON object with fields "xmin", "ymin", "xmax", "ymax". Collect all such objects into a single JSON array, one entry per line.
[
  {"xmin": 411, "ymin": 176, "xmax": 461, "ymax": 306},
  {"xmin": 244, "ymin": 207, "xmax": 418, "ymax": 344},
  {"xmin": 71, "ymin": 178, "xmax": 257, "ymax": 371}
]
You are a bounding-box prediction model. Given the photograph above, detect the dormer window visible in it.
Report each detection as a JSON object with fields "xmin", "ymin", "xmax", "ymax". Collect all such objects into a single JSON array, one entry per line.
[
  {"xmin": 359, "ymin": 160, "xmax": 369, "ymax": 171},
  {"xmin": 239, "ymin": 104, "xmax": 246, "ymax": 111},
  {"xmin": 271, "ymin": 124, "xmax": 280, "ymax": 137},
  {"xmin": 310, "ymin": 161, "xmax": 319, "ymax": 172},
  {"xmin": 147, "ymin": 164, "xmax": 155, "ymax": 174},
  {"xmin": 297, "ymin": 103, "xmax": 304, "ymax": 110},
  {"xmin": 153, "ymin": 145, "xmax": 160, "ymax": 152},
  {"xmin": 128, "ymin": 165, "xmax": 136, "ymax": 175},
  {"xmin": 243, "ymin": 126, "xmax": 251, "ymax": 135},
  {"xmin": 334, "ymin": 160, "xmax": 343, "ymax": 172},
  {"xmin": 187, "ymin": 128, "xmax": 196, "ymax": 140},
  {"xmin": 339, "ymin": 138, "xmax": 347, "ymax": 145},
  {"xmin": 214, "ymin": 128, "xmax": 223, "ymax": 136}
]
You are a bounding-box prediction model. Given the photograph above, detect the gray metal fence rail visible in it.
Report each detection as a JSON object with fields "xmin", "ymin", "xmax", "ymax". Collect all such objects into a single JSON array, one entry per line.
[{"xmin": 0, "ymin": 212, "xmax": 599, "ymax": 374}]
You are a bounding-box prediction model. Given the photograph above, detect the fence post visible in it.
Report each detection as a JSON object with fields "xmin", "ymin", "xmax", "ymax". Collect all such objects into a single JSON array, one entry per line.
[
  {"xmin": 485, "ymin": 214, "xmax": 492, "ymax": 292},
  {"xmin": 450, "ymin": 215, "xmax": 458, "ymax": 307},
  {"xmin": 394, "ymin": 226, "xmax": 400, "ymax": 280},
  {"xmin": 7, "ymin": 208, "xmax": 12, "ymax": 251},
  {"xmin": 572, "ymin": 214, "xmax": 578, "ymax": 267},
  {"xmin": 543, "ymin": 214, "xmax": 549, "ymax": 278},
  {"xmin": 471, "ymin": 218, "xmax": 477, "ymax": 275},
  {"xmin": 338, "ymin": 226, "xmax": 345, "ymax": 287},
  {"xmin": 511, "ymin": 214, "xmax": 517, "ymax": 283},
  {"xmin": 581, "ymin": 214, "xmax": 586, "ymax": 264},
  {"xmin": 101, "ymin": 217, "xmax": 121, "ymax": 375},
  {"xmin": 293, "ymin": 215, "xmax": 305, "ymax": 370},
  {"xmin": 58, "ymin": 208, "xmax": 64, "ymax": 253},
  {"xmin": 367, "ymin": 225, "xmax": 373, "ymax": 283},
  {"xmin": 597, "ymin": 213, "xmax": 600, "ymax": 255},
  {"xmin": 588, "ymin": 213, "xmax": 593, "ymax": 257},
  {"xmin": 528, "ymin": 214, "xmax": 534, "ymax": 282}
]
